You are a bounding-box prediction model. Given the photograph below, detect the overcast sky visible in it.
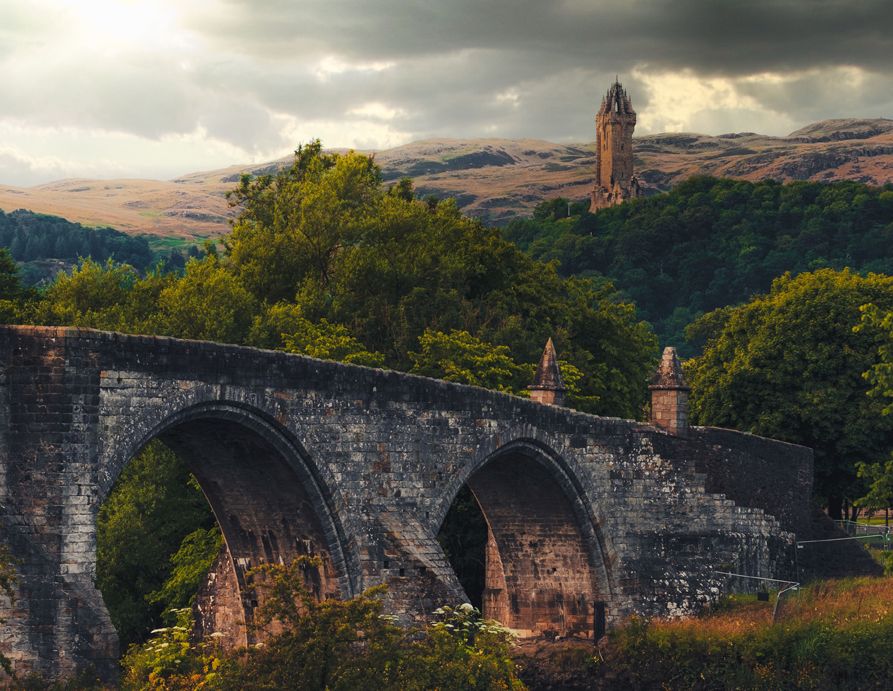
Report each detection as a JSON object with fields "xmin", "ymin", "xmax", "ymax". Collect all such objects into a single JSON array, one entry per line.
[{"xmin": 1, "ymin": 0, "xmax": 892, "ymax": 185}]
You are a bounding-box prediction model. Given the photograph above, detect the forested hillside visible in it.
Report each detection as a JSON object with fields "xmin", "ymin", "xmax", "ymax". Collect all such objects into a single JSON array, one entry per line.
[
  {"xmin": 0, "ymin": 208, "xmax": 194, "ymax": 283},
  {"xmin": 504, "ymin": 177, "xmax": 893, "ymax": 352}
]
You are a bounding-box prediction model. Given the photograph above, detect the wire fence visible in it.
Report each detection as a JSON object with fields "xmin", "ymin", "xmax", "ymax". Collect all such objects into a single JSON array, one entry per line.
[
  {"xmin": 832, "ymin": 519, "xmax": 892, "ymax": 550},
  {"xmin": 714, "ymin": 521, "xmax": 891, "ymax": 624}
]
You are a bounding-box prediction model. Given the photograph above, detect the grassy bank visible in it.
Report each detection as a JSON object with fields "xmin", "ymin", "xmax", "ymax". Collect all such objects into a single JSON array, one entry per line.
[{"xmin": 518, "ymin": 576, "xmax": 893, "ymax": 690}]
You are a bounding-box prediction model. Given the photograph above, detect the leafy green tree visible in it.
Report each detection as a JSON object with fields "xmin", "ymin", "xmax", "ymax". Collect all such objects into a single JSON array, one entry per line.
[
  {"xmin": 0, "ymin": 247, "xmax": 25, "ymax": 323},
  {"xmin": 410, "ymin": 329, "xmax": 529, "ymax": 392},
  {"xmin": 28, "ymin": 258, "xmax": 138, "ymax": 330},
  {"xmin": 854, "ymin": 303, "xmax": 893, "ymax": 529},
  {"xmin": 252, "ymin": 303, "xmax": 385, "ymax": 366},
  {"xmin": 0, "ymin": 248, "xmax": 22, "ymax": 300},
  {"xmin": 860, "ymin": 302, "xmax": 893, "ymax": 414},
  {"xmin": 226, "ymin": 141, "xmax": 381, "ymax": 303},
  {"xmin": 96, "ymin": 441, "xmax": 215, "ymax": 648},
  {"xmin": 855, "ymin": 458, "xmax": 893, "ymax": 527},
  {"xmin": 687, "ymin": 269, "xmax": 893, "ymax": 518},
  {"xmin": 147, "ymin": 527, "xmax": 223, "ymax": 617},
  {"xmin": 153, "ymin": 256, "xmax": 256, "ymax": 343}
]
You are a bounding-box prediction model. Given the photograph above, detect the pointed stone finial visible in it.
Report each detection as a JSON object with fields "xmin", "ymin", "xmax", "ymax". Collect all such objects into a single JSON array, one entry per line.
[
  {"xmin": 529, "ymin": 338, "xmax": 566, "ymax": 406},
  {"xmin": 649, "ymin": 347, "xmax": 690, "ymax": 436}
]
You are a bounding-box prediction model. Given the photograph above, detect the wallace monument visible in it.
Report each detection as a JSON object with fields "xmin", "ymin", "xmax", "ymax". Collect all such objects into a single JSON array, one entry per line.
[{"xmin": 589, "ymin": 79, "xmax": 643, "ymax": 212}]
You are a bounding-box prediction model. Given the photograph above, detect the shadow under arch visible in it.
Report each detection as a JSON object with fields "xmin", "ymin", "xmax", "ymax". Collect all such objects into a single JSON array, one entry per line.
[
  {"xmin": 437, "ymin": 438, "xmax": 616, "ymax": 638},
  {"xmin": 99, "ymin": 400, "xmax": 359, "ymax": 647}
]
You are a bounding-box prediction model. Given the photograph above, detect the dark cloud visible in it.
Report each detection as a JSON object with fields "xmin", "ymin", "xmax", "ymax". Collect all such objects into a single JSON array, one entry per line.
[{"xmin": 198, "ymin": 0, "xmax": 893, "ymax": 76}]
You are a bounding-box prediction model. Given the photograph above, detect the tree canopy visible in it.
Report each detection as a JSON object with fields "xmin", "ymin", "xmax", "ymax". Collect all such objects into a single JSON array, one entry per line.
[
  {"xmin": 505, "ymin": 177, "xmax": 893, "ymax": 353},
  {"xmin": 18, "ymin": 142, "xmax": 657, "ymax": 418},
  {"xmin": 686, "ymin": 269, "xmax": 893, "ymax": 518}
]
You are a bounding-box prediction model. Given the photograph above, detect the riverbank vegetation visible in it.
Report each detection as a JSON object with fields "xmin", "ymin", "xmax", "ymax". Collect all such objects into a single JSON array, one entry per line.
[{"xmin": 518, "ymin": 576, "xmax": 893, "ymax": 690}]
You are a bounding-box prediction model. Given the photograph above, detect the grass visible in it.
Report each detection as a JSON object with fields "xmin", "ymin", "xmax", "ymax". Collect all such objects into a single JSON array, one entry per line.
[
  {"xmin": 858, "ymin": 514, "xmax": 892, "ymax": 527},
  {"xmin": 140, "ymin": 234, "xmax": 207, "ymax": 253},
  {"xmin": 583, "ymin": 576, "xmax": 893, "ymax": 689}
]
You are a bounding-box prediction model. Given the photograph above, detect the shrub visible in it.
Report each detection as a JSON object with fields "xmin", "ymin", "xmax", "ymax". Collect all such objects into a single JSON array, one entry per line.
[{"xmin": 121, "ymin": 558, "xmax": 526, "ymax": 690}]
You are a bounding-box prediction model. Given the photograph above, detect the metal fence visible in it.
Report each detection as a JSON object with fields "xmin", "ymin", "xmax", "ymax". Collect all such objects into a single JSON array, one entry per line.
[{"xmin": 833, "ymin": 519, "xmax": 891, "ymax": 550}]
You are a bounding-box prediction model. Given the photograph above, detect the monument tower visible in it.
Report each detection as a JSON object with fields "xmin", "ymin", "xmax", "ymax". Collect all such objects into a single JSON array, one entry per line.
[{"xmin": 589, "ymin": 79, "xmax": 642, "ymax": 212}]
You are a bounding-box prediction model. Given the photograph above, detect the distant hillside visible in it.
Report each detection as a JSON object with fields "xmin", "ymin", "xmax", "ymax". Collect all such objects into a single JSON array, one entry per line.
[
  {"xmin": 0, "ymin": 208, "xmax": 190, "ymax": 284},
  {"xmin": 1, "ymin": 118, "xmax": 892, "ymax": 237}
]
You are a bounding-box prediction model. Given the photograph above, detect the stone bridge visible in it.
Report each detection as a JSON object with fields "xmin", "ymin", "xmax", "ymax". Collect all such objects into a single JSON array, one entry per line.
[{"xmin": 0, "ymin": 326, "xmax": 812, "ymax": 680}]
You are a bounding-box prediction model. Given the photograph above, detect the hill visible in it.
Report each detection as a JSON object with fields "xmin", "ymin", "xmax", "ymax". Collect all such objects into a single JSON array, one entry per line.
[
  {"xmin": 1, "ymin": 118, "xmax": 892, "ymax": 238},
  {"xmin": 0, "ymin": 208, "xmax": 166, "ymax": 284}
]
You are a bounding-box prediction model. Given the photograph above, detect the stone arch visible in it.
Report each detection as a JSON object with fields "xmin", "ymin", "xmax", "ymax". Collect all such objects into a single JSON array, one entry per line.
[
  {"xmin": 437, "ymin": 438, "xmax": 615, "ymax": 637},
  {"xmin": 98, "ymin": 400, "xmax": 358, "ymax": 647}
]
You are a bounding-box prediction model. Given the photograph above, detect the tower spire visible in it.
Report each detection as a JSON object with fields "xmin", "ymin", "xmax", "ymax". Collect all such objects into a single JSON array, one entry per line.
[
  {"xmin": 529, "ymin": 338, "xmax": 566, "ymax": 406},
  {"xmin": 649, "ymin": 347, "xmax": 691, "ymax": 436}
]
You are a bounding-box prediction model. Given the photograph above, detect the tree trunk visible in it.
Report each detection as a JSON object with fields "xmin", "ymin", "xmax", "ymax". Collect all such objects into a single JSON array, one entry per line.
[{"xmin": 828, "ymin": 494, "xmax": 843, "ymax": 521}]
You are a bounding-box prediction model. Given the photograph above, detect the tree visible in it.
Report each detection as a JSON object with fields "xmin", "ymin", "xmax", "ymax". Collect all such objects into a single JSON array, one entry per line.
[
  {"xmin": 0, "ymin": 247, "xmax": 24, "ymax": 323},
  {"xmin": 855, "ymin": 458, "xmax": 893, "ymax": 527},
  {"xmin": 28, "ymin": 258, "xmax": 138, "ymax": 330},
  {"xmin": 853, "ymin": 302, "xmax": 893, "ymax": 528},
  {"xmin": 96, "ymin": 441, "xmax": 215, "ymax": 647},
  {"xmin": 0, "ymin": 248, "xmax": 22, "ymax": 300},
  {"xmin": 860, "ymin": 302, "xmax": 893, "ymax": 414},
  {"xmin": 153, "ymin": 256, "xmax": 257, "ymax": 343},
  {"xmin": 410, "ymin": 329, "xmax": 530, "ymax": 393},
  {"xmin": 226, "ymin": 141, "xmax": 381, "ymax": 303},
  {"xmin": 687, "ymin": 269, "xmax": 893, "ymax": 519},
  {"xmin": 147, "ymin": 527, "xmax": 223, "ymax": 617}
]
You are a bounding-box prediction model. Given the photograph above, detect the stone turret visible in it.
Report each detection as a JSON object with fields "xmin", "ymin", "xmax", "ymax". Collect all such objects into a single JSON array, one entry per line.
[
  {"xmin": 589, "ymin": 79, "xmax": 642, "ymax": 212},
  {"xmin": 529, "ymin": 338, "xmax": 566, "ymax": 406},
  {"xmin": 649, "ymin": 347, "xmax": 690, "ymax": 436}
]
